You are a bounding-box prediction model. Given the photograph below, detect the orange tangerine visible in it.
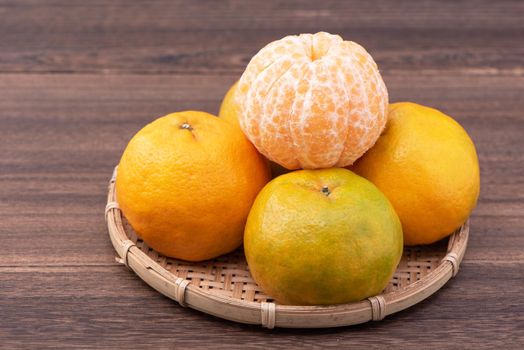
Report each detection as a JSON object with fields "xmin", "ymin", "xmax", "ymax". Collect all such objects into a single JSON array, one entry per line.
[
  {"xmin": 351, "ymin": 103, "xmax": 480, "ymax": 245},
  {"xmin": 218, "ymin": 81, "xmax": 241, "ymax": 128},
  {"xmin": 116, "ymin": 111, "xmax": 271, "ymax": 261}
]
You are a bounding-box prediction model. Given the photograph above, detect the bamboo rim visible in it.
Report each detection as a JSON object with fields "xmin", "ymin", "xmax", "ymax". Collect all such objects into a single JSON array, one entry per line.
[{"xmin": 105, "ymin": 166, "xmax": 469, "ymax": 328}]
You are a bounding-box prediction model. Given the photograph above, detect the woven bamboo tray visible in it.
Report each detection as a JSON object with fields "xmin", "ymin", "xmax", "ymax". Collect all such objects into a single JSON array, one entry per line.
[{"xmin": 105, "ymin": 166, "xmax": 469, "ymax": 329}]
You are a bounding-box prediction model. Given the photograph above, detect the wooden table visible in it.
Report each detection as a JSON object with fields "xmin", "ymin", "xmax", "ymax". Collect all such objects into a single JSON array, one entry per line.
[{"xmin": 1, "ymin": 1, "xmax": 523, "ymax": 348}]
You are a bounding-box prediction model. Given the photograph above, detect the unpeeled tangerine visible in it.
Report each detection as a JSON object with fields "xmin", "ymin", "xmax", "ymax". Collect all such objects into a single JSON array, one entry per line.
[{"xmin": 237, "ymin": 32, "xmax": 388, "ymax": 169}]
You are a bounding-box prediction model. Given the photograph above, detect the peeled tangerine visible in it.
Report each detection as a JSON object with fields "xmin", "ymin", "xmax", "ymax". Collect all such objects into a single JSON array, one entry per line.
[{"xmin": 237, "ymin": 32, "xmax": 388, "ymax": 170}]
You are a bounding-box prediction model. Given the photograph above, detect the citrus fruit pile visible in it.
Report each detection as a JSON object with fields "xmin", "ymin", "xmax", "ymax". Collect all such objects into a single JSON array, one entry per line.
[{"xmin": 116, "ymin": 32, "xmax": 480, "ymax": 306}]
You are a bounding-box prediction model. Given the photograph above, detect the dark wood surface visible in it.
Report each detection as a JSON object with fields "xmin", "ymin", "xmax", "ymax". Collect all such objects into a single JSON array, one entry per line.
[{"xmin": 1, "ymin": 1, "xmax": 523, "ymax": 348}]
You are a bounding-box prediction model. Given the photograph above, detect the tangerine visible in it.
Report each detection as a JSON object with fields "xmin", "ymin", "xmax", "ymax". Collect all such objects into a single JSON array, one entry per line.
[
  {"xmin": 116, "ymin": 111, "xmax": 271, "ymax": 261},
  {"xmin": 351, "ymin": 102, "xmax": 480, "ymax": 245},
  {"xmin": 237, "ymin": 32, "xmax": 388, "ymax": 170},
  {"xmin": 244, "ymin": 168, "xmax": 403, "ymax": 305}
]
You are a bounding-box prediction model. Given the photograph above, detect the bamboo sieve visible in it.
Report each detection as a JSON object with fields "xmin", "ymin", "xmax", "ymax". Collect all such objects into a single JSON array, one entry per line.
[{"xmin": 105, "ymin": 166, "xmax": 469, "ymax": 329}]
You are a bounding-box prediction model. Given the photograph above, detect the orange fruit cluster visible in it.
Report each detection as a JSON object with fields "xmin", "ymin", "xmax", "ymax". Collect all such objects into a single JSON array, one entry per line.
[{"xmin": 116, "ymin": 32, "xmax": 479, "ymax": 306}]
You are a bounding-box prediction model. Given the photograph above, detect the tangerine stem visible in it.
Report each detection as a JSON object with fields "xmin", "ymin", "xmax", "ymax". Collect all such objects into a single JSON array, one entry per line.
[{"xmin": 180, "ymin": 123, "xmax": 193, "ymax": 131}]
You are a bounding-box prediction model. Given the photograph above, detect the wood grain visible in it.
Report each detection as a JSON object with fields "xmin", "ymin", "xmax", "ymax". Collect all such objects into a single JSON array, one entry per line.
[
  {"xmin": 0, "ymin": 0, "xmax": 523, "ymax": 74},
  {"xmin": 1, "ymin": 263, "xmax": 522, "ymax": 349},
  {"xmin": 0, "ymin": 0, "xmax": 523, "ymax": 348}
]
